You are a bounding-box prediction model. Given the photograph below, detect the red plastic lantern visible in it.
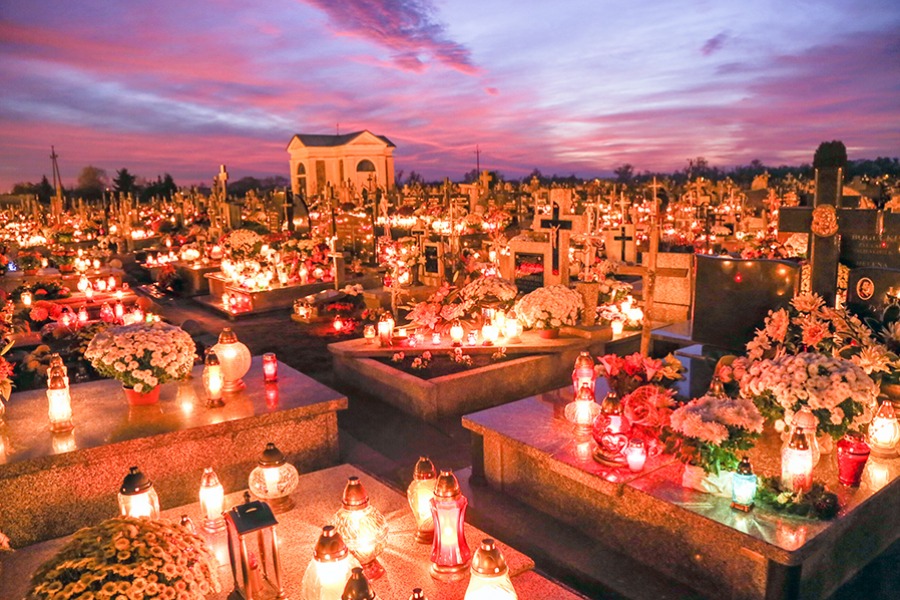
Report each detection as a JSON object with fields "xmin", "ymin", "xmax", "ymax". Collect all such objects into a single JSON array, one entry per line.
[
  {"xmin": 591, "ymin": 391, "xmax": 631, "ymax": 466},
  {"xmin": 837, "ymin": 433, "xmax": 870, "ymax": 487},
  {"xmin": 430, "ymin": 470, "xmax": 471, "ymax": 580},
  {"xmin": 263, "ymin": 353, "xmax": 278, "ymax": 382}
]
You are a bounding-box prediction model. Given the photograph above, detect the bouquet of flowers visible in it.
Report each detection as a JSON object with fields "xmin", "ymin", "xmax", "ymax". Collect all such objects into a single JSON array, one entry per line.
[
  {"xmin": 220, "ymin": 228, "xmax": 263, "ymax": 259},
  {"xmin": 596, "ymin": 352, "xmax": 683, "ymax": 397},
  {"xmin": 457, "ymin": 275, "xmax": 518, "ymax": 308},
  {"xmin": 28, "ymin": 517, "xmax": 221, "ymax": 600},
  {"xmin": 668, "ymin": 394, "xmax": 764, "ymax": 474},
  {"xmin": 737, "ymin": 352, "xmax": 878, "ymax": 439},
  {"xmin": 50, "ymin": 247, "xmax": 77, "ymax": 269},
  {"xmin": 16, "ymin": 250, "xmax": 43, "ymax": 272},
  {"xmin": 85, "ymin": 321, "xmax": 196, "ymax": 392},
  {"xmin": 514, "ymin": 285, "xmax": 583, "ymax": 330}
]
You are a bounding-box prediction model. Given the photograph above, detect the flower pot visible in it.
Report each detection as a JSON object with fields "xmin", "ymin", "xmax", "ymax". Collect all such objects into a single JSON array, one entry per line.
[
  {"xmin": 538, "ymin": 328, "xmax": 559, "ymax": 339},
  {"xmin": 123, "ymin": 384, "xmax": 161, "ymax": 406},
  {"xmin": 681, "ymin": 463, "xmax": 733, "ymax": 498}
]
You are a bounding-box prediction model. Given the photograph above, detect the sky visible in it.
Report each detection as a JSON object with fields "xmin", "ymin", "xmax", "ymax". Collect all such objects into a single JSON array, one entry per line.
[{"xmin": 1, "ymin": 0, "xmax": 898, "ymax": 191}]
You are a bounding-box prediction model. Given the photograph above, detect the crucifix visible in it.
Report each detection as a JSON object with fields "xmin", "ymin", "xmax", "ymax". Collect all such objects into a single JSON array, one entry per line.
[{"xmin": 538, "ymin": 202, "xmax": 575, "ymax": 276}]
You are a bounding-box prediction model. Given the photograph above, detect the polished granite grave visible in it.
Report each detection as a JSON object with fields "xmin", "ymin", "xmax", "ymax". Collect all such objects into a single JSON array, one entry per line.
[
  {"xmin": 0, "ymin": 465, "xmax": 586, "ymax": 600},
  {"xmin": 330, "ymin": 329, "xmax": 642, "ymax": 422},
  {"xmin": 463, "ymin": 387, "xmax": 900, "ymax": 600},
  {"xmin": 0, "ymin": 357, "xmax": 347, "ymax": 547}
]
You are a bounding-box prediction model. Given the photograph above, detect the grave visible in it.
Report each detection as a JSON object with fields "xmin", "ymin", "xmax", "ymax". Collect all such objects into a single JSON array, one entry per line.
[
  {"xmin": 197, "ymin": 274, "xmax": 334, "ymax": 317},
  {"xmin": 463, "ymin": 381, "xmax": 900, "ymax": 600},
  {"xmin": 846, "ymin": 266, "xmax": 900, "ymax": 320},
  {"xmin": 174, "ymin": 260, "xmax": 222, "ymax": 296},
  {"xmin": 0, "ymin": 465, "xmax": 584, "ymax": 600},
  {"xmin": 0, "ymin": 357, "xmax": 347, "ymax": 547}
]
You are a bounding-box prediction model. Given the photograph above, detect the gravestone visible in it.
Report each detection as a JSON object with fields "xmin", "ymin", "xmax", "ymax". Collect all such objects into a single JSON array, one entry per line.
[
  {"xmin": 840, "ymin": 211, "xmax": 900, "ymax": 271},
  {"xmin": 691, "ymin": 255, "xmax": 799, "ymax": 351},
  {"xmin": 604, "ymin": 224, "xmax": 637, "ymax": 264},
  {"xmin": 420, "ymin": 241, "xmax": 445, "ymax": 286},
  {"xmin": 535, "ymin": 202, "xmax": 576, "ymax": 277},
  {"xmin": 514, "ymin": 251, "xmax": 545, "ymax": 294},
  {"xmin": 846, "ymin": 267, "xmax": 900, "ymax": 320}
]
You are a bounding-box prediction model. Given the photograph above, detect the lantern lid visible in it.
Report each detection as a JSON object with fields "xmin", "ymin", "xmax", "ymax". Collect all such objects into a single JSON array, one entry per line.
[
  {"xmin": 433, "ymin": 469, "xmax": 460, "ymax": 498},
  {"xmin": 342, "ymin": 476, "xmax": 369, "ymax": 508},
  {"xmin": 471, "ymin": 538, "xmax": 508, "ymax": 576},
  {"xmin": 226, "ymin": 492, "xmax": 278, "ymax": 534},
  {"xmin": 736, "ymin": 456, "xmax": 753, "ymax": 475},
  {"xmin": 575, "ymin": 384, "xmax": 595, "ymax": 403},
  {"xmin": 314, "ymin": 525, "xmax": 349, "ymax": 561},
  {"xmin": 409, "ymin": 589, "xmax": 426, "ymax": 600},
  {"xmin": 413, "ymin": 456, "xmax": 436, "ymax": 480},
  {"xmin": 47, "ymin": 373, "xmax": 67, "ymax": 390},
  {"xmin": 876, "ymin": 399, "xmax": 896, "ymax": 419},
  {"xmin": 218, "ymin": 327, "xmax": 239, "ymax": 344},
  {"xmin": 792, "ymin": 409, "xmax": 817, "ymax": 431},
  {"xmin": 707, "ymin": 375, "xmax": 726, "ymax": 398},
  {"xmin": 120, "ymin": 466, "xmax": 153, "ymax": 495},
  {"xmin": 258, "ymin": 442, "xmax": 286, "ymax": 467},
  {"xmin": 341, "ymin": 567, "xmax": 376, "ymax": 600},
  {"xmin": 599, "ymin": 390, "xmax": 622, "ymax": 415},
  {"xmin": 379, "ymin": 312, "xmax": 394, "ymax": 323},
  {"xmin": 204, "ymin": 349, "xmax": 220, "ymax": 366},
  {"xmin": 200, "ymin": 466, "xmax": 221, "ymax": 488},
  {"xmin": 573, "ymin": 351, "xmax": 594, "ymax": 370},
  {"xmin": 788, "ymin": 427, "xmax": 810, "ymax": 450},
  {"xmin": 49, "ymin": 353, "xmax": 64, "ymax": 367}
]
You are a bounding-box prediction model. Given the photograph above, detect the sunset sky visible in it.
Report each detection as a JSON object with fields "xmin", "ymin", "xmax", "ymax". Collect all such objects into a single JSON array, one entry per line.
[{"xmin": 1, "ymin": 0, "xmax": 898, "ymax": 191}]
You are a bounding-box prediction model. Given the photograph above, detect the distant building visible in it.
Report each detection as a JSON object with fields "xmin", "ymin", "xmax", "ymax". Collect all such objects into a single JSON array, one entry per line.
[{"xmin": 287, "ymin": 130, "xmax": 396, "ymax": 199}]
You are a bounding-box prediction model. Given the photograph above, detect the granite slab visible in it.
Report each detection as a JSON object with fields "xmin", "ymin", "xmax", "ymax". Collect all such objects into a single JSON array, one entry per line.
[
  {"xmin": 0, "ymin": 357, "xmax": 347, "ymax": 547},
  {"xmin": 463, "ymin": 388, "xmax": 900, "ymax": 600},
  {"xmin": 0, "ymin": 465, "xmax": 579, "ymax": 600}
]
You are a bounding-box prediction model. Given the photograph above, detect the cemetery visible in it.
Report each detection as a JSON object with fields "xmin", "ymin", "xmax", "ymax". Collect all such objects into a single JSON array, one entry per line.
[{"xmin": 0, "ymin": 138, "xmax": 898, "ymax": 600}]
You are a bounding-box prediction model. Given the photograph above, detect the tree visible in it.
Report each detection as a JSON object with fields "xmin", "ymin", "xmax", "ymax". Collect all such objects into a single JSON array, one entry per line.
[
  {"xmin": 613, "ymin": 164, "xmax": 634, "ymax": 184},
  {"xmin": 113, "ymin": 168, "xmax": 137, "ymax": 195},
  {"xmin": 38, "ymin": 175, "xmax": 54, "ymax": 202},
  {"xmin": 76, "ymin": 165, "xmax": 108, "ymax": 200}
]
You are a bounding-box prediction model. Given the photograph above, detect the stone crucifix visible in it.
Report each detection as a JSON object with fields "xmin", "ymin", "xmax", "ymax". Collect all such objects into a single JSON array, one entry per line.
[{"xmin": 537, "ymin": 202, "xmax": 575, "ymax": 276}]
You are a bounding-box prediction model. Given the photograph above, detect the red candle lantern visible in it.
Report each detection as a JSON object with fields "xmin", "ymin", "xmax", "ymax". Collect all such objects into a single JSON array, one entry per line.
[
  {"xmin": 263, "ymin": 353, "xmax": 278, "ymax": 382},
  {"xmin": 571, "ymin": 351, "xmax": 596, "ymax": 394},
  {"xmin": 100, "ymin": 302, "xmax": 114, "ymax": 323},
  {"xmin": 837, "ymin": 432, "xmax": 870, "ymax": 487},
  {"xmin": 430, "ymin": 469, "xmax": 471, "ymax": 580},
  {"xmin": 591, "ymin": 391, "xmax": 631, "ymax": 466}
]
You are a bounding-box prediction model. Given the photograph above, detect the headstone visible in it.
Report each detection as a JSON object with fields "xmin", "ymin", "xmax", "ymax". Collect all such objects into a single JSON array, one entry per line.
[
  {"xmin": 691, "ymin": 255, "xmax": 799, "ymax": 351},
  {"xmin": 421, "ymin": 241, "xmax": 444, "ymax": 287},
  {"xmin": 846, "ymin": 267, "xmax": 900, "ymax": 320},
  {"xmin": 840, "ymin": 211, "xmax": 900, "ymax": 270},
  {"xmin": 514, "ymin": 252, "xmax": 545, "ymax": 294},
  {"xmin": 534, "ymin": 202, "xmax": 576, "ymax": 278},
  {"xmin": 604, "ymin": 224, "xmax": 637, "ymax": 264}
]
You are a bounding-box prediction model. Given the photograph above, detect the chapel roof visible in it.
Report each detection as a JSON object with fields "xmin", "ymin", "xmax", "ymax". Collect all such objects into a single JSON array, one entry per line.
[{"xmin": 288, "ymin": 130, "xmax": 395, "ymax": 149}]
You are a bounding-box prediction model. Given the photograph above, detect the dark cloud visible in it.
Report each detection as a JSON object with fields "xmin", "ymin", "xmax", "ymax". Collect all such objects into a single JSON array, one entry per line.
[
  {"xmin": 701, "ymin": 32, "xmax": 728, "ymax": 56},
  {"xmin": 302, "ymin": 0, "xmax": 478, "ymax": 74}
]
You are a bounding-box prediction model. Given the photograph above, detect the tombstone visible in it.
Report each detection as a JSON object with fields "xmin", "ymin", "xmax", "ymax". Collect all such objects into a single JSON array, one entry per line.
[
  {"xmin": 840, "ymin": 211, "xmax": 900, "ymax": 271},
  {"xmin": 691, "ymin": 255, "xmax": 799, "ymax": 352},
  {"xmin": 420, "ymin": 241, "xmax": 445, "ymax": 287},
  {"xmin": 513, "ymin": 251, "xmax": 546, "ymax": 294},
  {"xmin": 533, "ymin": 202, "xmax": 577, "ymax": 280},
  {"xmin": 604, "ymin": 224, "xmax": 637, "ymax": 264},
  {"xmin": 846, "ymin": 267, "xmax": 900, "ymax": 320}
]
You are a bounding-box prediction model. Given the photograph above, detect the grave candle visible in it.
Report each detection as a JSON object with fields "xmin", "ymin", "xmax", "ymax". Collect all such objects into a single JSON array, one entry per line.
[
  {"xmin": 85, "ymin": 286, "xmax": 94, "ymax": 302},
  {"xmin": 481, "ymin": 321, "xmax": 499, "ymax": 346},
  {"xmin": 837, "ymin": 433, "xmax": 870, "ymax": 487},
  {"xmin": 450, "ymin": 322, "xmax": 464, "ymax": 346},
  {"xmin": 407, "ymin": 456, "xmax": 437, "ymax": 544},
  {"xmin": 114, "ymin": 300, "xmax": 124, "ymax": 321},
  {"xmin": 867, "ymin": 400, "xmax": 900, "ymax": 456},
  {"xmin": 21, "ymin": 290, "xmax": 32, "ymax": 307},
  {"xmin": 781, "ymin": 427, "xmax": 813, "ymax": 493},
  {"xmin": 262, "ymin": 353, "xmax": 278, "ymax": 382},
  {"xmin": 611, "ymin": 320, "xmax": 625, "ymax": 335},
  {"xmin": 77, "ymin": 306, "xmax": 88, "ymax": 324},
  {"xmin": 409, "ymin": 589, "xmax": 427, "ymax": 600},
  {"xmin": 213, "ymin": 328, "xmax": 251, "ymax": 392},
  {"xmin": 301, "ymin": 526, "xmax": 352, "ymax": 600},
  {"xmin": 731, "ymin": 456, "xmax": 757, "ymax": 511},
  {"xmin": 247, "ymin": 442, "xmax": 298, "ymax": 513},
  {"xmin": 466, "ymin": 331, "xmax": 478, "ymax": 346},
  {"xmin": 363, "ymin": 325, "xmax": 376, "ymax": 344},
  {"xmin": 334, "ymin": 476, "xmax": 388, "ymax": 580},
  {"xmin": 333, "ymin": 315, "xmax": 345, "ymax": 332},
  {"xmin": 107, "ymin": 275, "xmax": 116, "ymax": 290},
  {"xmin": 503, "ymin": 318, "xmax": 522, "ymax": 344},
  {"xmin": 202, "ymin": 349, "xmax": 224, "ymax": 407},
  {"xmin": 464, "ymin": 539, "xmax": 517, "ymax": 600},
  {"xmin": 430, "ymin": 470, "xmax": 471, "ymax": 580},
  {"xmin": 432, "ymin": 332, "xmax": 442, "ymax": 345},
  {"xmin": 198, "ymin": 467, "xmax": 225, "ymax": 532},
  {"xmin": 118, "ymin": 466, "xmax": 160, "ymax": 519},
  {"xmin": 564, "ymin": 384, "xmax": 601, "ymax": 434},
  {"xmin": 571, "ymin": 351, "xmax": 596, "ymax": 393},
  {"xmin": 625, "ymin": 439, "xmax": 647, "ymax": 472},
  {"xmin": 46, "ymin": 373, "xmax": 74, "ymax": 433},
  {"xmin": 378, "ymin": 313, "xmax": 395, "ymax": 347}
]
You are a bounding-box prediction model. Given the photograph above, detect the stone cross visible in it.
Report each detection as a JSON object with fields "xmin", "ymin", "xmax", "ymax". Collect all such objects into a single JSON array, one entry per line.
[{"xmin": 537, "ymin": 202, "xmax": 575, "ymax": 275}]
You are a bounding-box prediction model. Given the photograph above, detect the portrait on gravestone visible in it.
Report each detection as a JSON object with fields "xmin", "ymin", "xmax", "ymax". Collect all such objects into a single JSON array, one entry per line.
[
  {"xmin": 692, "ymin": 255, "xmax": 799, "ymax": 351},
  {"xmin": 515, "ymin": 252, "xmax": 544, "ymax": 294},
  {"xmin": 846, "ymin": 267, "xmax": 900, "ymax": 320}
]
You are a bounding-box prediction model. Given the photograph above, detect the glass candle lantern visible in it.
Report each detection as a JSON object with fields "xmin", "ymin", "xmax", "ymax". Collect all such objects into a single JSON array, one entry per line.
[
  {"xmin": 77, "ymin": 275, "xmax": 90, "ymax": 293},
  {"xmin": 100, "ymin": 302, "xmax": 114, "ymax": 322},
  {"xmin": 781, "ymin": 427, "xmax": 814, "ymax": 493},
  {"xmin": 430, "ymin": 469, "xmax": 471, "ymax": 581},
  {"xmin": 203, "ymin": 349, "xmax": 224, "ymax": 407},
  {"xmin": 407, "ymin": 456, "xmax": 437, "ymax": 544},
  {"xmin": 340, "ymin": 567, "xmax": 376, "ymax": 600},
  {"xmin": 571, "ymin": 351, "xmax": 596, "ymax": 394},
  {"xmin": 334, "ymin": 476, "xmax": 389, "ymax": 580},
  {"xmin": 114, "ymin": 299, "xmax": 124, "ymax": 321},
  {"xmin": 46, "ymin": 373, "xmax": 75, "ymax": 433},
  {"xmin": 377, "ymin": 313, "xmax": 395, "ymax": 347},
  {"xmin": 118, "ymin": 466, "xmax": 160, "ymax": 519},
  {"xmin": 263, "ymin": 353, "xmax": 278, "ymax": 382},
  {"xmin": 464, "ymin": 538, "xmax": 518, "ymax": 600},
  {"xmin": 466, "ymin": 331, "xmax": 478, "ymax": 346},
  {"xmin": 363, "ymin": 325, "xmax": 376, "ymax": 344},
  {"xmin": 481, "ymin": 321, "xmax": 499, "ymax": 346},
  {"xmin": 300, "ymin": 525, "xmax": 352, "ymax": 600},
  {"xmin": 199, "ymin": 467, "xmax": 226, "ymax": 532},
  {"xmin": 591, "ymin": 391, "xmax": 632, "ymax": 467},
  {"xmin": 837, "ymin": 433, "xmax": 870, "ymax": 487},
  {"xmin": 625, "ymin": 439, "xmax": 647, "ymax": 472},
  {"xmin": 867, "ymin": 400, "xmax": 900, "ymax": 457},
  {"xmin": 731, "ymin": 456, "xmax": 757, "ymax": 512},
  {"xmin": 333, "ymin": 316, "xmax": 345, "ymax": 332},
  {"xmin": 788, "ymin": 409, "xmax": 821, "ymax": 466},
  {"xmin": 431, "ymin": 332, "xmax": 442, "ymax": 345},
  {"xmin": 21, "ymin": 290, "xmax": 32, "ymax": 307},
  {"xmin": 224, "ymin": 492, "xmax": 286, "ymax": 600},
  {"xmin": 248, "ymin": 442, "xmax": 299, "ymax": 513},
  {"xmin": 503, "ymin": 313, "xmax": 522, "ymax": 343},
  {"xmin": 77, "ymin": 305, "xmax": 89, "ymax": 324},
  {"xmin": 564, "ymin": 384, "xmax": 601, "ymax": 434},
  {"xmin": 449, "ymin": 321, "xmax": 465, "ymax": 346},
  {"xmin": 49, "ymin": 355, "xmax": 68, "ymax": 386},
  {"xmin": 85, "ymin": 286, "xmax": 94, "ymax": 301},
  {"xmin": 611, "ymin": 320, "xmax": 624, "ymax": 335},
  {"xmin": 213, "ymin": 328, "xmax": 252, "ymax": 392}
]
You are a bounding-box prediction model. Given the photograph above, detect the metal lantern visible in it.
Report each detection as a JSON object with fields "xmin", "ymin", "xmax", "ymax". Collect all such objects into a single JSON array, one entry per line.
[
  {"xmin": 213, "ymin": 328, "xmax": 252, "ymax": 392},
  {"xmin": 464, "ymin": 538, "xmax": 518, "ymax": 600},
  {"xmin": 199, "ymin": 467, "xmax": 226, "ymax": 532},
  {"xmin": 224, "ymin": 492, "xmax": 286, "ymax": 600},
  {"xmin": 564, "ymin": 383, "xmax": 601, "ymax": 434},
  {"xmin": 334, "ymin": 476, "xmax": 388, "ymax": 580},
  {"xmin": 867, "ymin": 400, "xmax": 900, "ymax": 456},
  {"xmin": 571, "ymin": 351, "xmax": 595, "ymax": 393},
  {"xmin": 430, "ymin": 469, "xmax": 471, "ymax": 581},
  {"xmin": 591, "ymin": 390, "xmax": 631, "ymax": 466},
  {"xmin": 46, "ymin": 372, "xmax": 75, "ymax": 433},
  {"xmin": 731, "ymin": 456, "xmax": 757, "ymax": 512},
  {"xmin": 203, "ymin": 349, "xmax": 225, "ymax": 407},
  {"xmin": 300, "ymin": 525, "xmax": 353, "ymax": 600},
  {"xmin": 248, "ymin": 442, "xmax": 299, "ymax": 513},
  {"xmin": 118, "ymin": 466, "xmax": 160, "ymax": 519},
  {"xmin": 341, "ymin": 567, "xmax": 376, "ymax": 600},
  {"xmin": 407, "ymin": 456, "xmax": 437, "ymax": 544}
]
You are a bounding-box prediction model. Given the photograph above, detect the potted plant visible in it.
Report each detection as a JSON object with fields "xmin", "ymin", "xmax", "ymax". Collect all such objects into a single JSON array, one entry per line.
[{"xmin": 513, "ymin": 285, "xmax": 583, "ymax": 337}]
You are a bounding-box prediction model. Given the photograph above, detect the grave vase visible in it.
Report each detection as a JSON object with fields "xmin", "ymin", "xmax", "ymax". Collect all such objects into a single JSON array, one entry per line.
[
  {"xmin": 123, "ymin": 384, "xmax": 161, "ymax": 406},
  {"xmin": 574, "ymin": 281, "xmax": 600, "ymax": 326},
  {"xmin": 681, "ymin": 463, "xmax": 733, "ymax": 498}
]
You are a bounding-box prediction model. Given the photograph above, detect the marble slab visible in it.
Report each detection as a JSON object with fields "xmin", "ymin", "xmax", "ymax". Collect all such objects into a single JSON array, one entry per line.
[
  {"xmin": 0, "ymin": 465, "xmax": 582, "ymax": 600},
  {"xmin": 0, "ymin": 357, "xmax": 347, "ymax": 547},
  {"xmin": 463, "ymin": 388, "xmax": 900, "ymax": 600}
]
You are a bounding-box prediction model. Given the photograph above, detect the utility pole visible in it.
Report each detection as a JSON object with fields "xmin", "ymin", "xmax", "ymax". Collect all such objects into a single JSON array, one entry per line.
[{"xmin": 475, "ymin": 145, "xmax": 481, "ymax": 176}]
